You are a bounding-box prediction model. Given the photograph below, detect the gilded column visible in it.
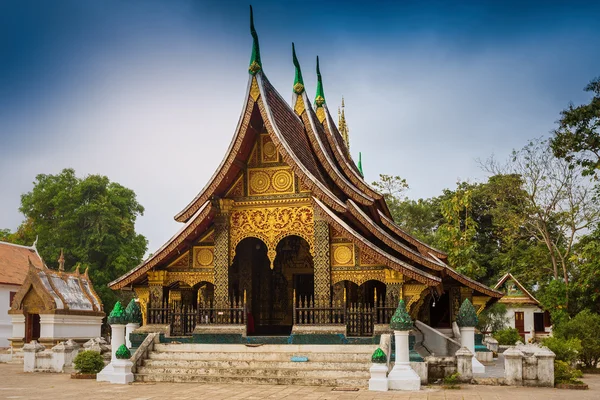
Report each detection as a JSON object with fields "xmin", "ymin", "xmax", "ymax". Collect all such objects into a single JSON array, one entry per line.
[
  {"xmin": 213, "ymin": 199, "xmax": 233, "ymax": 307},
  {"xmin": 147, "ymin": 271, "xmax": 167, "ymax": 307},
  {"xmin": 384, "ymin": 269, "xmax": 404, "ymax": 305},
  {"xmin": 313, "ymin": 218, "xmax": 331, "ymax": 302}
]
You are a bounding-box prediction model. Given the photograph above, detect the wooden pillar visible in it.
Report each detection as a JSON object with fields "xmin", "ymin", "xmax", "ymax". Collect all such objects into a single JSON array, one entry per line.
[
  {"xmin": 147, "ymin": 271, "xmax": 167, "ymax": 307},
  {"xmin": 313, "ymin": 218, "xmax": 331, "ymax": 302},
  {"xmin": 213, "ymin": 199, "xmax": 233, "ymax": 307}
]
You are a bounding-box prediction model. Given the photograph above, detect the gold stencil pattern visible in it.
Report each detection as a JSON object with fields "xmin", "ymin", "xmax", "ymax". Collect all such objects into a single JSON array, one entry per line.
[
  {"xmin": 230, "ymin": 203, "xmax": 315, "ymax": 268},
  {"xmin": 332, "ymin": 243, "xmax": 354, "ymax": 266},
  {"xmin": 194, "ymin": 247, "xmax": 214, "ymax": 267},
  {"xmin": 261, "ymin": 135, "xmax": 279, "ymax": 163},
  {"xmin": 331, "ymin": 269, "xmax": 385, "ymax": 286},
  {"xmin": 247, "ymin": 167, "xmax": 295, "ymax": 196}
]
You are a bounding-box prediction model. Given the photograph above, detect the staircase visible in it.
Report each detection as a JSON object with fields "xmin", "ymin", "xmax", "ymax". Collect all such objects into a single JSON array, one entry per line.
[{"xmin": 135, "ymin": 343, "xmax": 376, "ymax": 387}]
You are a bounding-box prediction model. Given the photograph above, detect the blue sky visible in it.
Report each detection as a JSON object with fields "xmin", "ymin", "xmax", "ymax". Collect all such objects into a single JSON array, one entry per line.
[{"xmin": 1, "ymin": 0, "xmax": 599, "ymax": 253}]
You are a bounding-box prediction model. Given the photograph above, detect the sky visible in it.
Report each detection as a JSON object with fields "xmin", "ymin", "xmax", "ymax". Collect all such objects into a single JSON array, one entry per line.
[{"xmin": 1, "ymin": 0, "xmax": 599, "ymax": 254}]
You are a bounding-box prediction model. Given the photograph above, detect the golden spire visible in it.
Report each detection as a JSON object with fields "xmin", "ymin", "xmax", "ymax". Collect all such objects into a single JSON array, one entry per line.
[
  {"xmin": 58, "ymin": 248, "xmax": 65, "ymax": 272},
  {"xmin": 338, "ymin": 97, "xmax": 350, "ymax": 150}
]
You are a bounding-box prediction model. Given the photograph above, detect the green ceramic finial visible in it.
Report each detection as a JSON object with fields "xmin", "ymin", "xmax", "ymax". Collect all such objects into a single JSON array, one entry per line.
[
  {"xmin": 292, "ymin": 43, "xmax": 305, "ymax": 94},
  {"xmin": 107, "ymin": 301, "xmax": 127, "ymax": 325},
  {"xmin": 248, "ymin": 6, "xmax": 262, "ymax": 75},
  {"xmin": 125, "ymin": 299, "xmax": 143, "ymax": 325},
  {"xmin": 115, "ymin": 344, "xmax": 131, "ymax": 359},
  {"xmin": 371, "ymin": 348, "xmax": 387, "ymax": 363},
  {"xmin": 390, "ymin": 299, "xmax": 413, "ymax": 331},
  {"xmin": 357, "ymin": 152, "xmax": 364, "ymax": 177},
  {"xmin": 315, "ymin": 56, "xmax": 325, "ymax": 107},
  {"xmin": 456, "ymin": 298, "xmax": 478, "ymax": 327}
]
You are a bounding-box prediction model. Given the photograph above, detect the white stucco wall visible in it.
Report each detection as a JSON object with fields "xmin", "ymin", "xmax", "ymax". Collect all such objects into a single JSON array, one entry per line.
[
  {"xmin": 39, "ymin": 314, "xmax": 102, "ymax": 340},
  {"xmin": 0, "ymin": 284, "xmax": 20, "ymax": 347},
  {"xmin": 502, "ymin": 304, "xmax": 550, "ymax": 342}
]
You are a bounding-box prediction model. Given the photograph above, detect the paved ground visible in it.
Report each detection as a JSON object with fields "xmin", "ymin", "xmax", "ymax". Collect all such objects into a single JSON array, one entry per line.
[{"xmin": 0, "ymin": 363, "xmax": 598, "ymax": 399}]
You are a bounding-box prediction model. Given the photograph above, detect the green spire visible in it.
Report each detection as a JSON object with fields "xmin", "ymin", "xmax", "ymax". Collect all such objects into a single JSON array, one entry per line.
[
  {"xmin": 248, "ymin": 6, "xmax": 262, "ymax": 75},
  {"xmin": 292, "ymin": 43, "xmax": 304, "ymax": 94},
  {"xmin": 315, "ymin": 56, "xmax": 325, "ymax": 106},
  {"xmin": 107, "ymin": 301, "xmax": 127, "ymax": 325},
  {"xmin": 390, "ymin": 299, "xmax": 413, "ymax": 331},
  {"xmin": 456, "ymin": 298, "xmax": 478, "ymax": 327},
  {"xmin": 115, "ymin": 344, "xmax": 131, "ymax": 360},
  {"xmin": 357, "ymin": 152, "xmax": 364, "ymax": 177},
  {"xmin": 371, "ymin": 348, "xmax": 387, "ymax": 363},
  {"xmin": 125, "ymin": 299, "xmax": 143, "ymax": 325}
]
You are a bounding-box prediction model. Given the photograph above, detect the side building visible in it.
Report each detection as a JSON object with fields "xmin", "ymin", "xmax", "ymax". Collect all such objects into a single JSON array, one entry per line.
[{"xmin": 109, "ymin": 13, "xmax": 503, "ymax": 341}]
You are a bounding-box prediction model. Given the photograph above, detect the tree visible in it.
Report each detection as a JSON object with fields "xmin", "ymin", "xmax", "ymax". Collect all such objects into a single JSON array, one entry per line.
[
  {"xmin": 9, "ymin": 168, "xmax": 147, "ymax": 310},
  {"xmin": 483, "ymin": 138, "xmax": 600, "ymax": 286},
  {"xmin": 0, "ymin": 229, "xmax": 11, "ymax": 241},
  {"xmin": 551, "ymin": 77, "xmax": 600, "ymax": 177}
]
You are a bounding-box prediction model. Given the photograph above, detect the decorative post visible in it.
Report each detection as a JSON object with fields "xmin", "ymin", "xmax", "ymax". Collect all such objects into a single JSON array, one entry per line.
[
  {"xmin": 388, "ymin": 299, "xmax": 420, "ymax": 391},
  {"xmin": 534, "ymin": 346, "xmax": 555, "ymax": 387},
  {"xmin": 455, "ymin": 347, "xmax": 474, "ymax": 382},
  {"xmin": 457, "ymin": 299, "xmax": 485, "ymax": 374},
  {"xmin": 313, "ymin": 218, "xmax": 331, "ymax": 302},
  {"xmin": 369, "ymin": 348, "xmax": 389, "ymax": 391},
  {"xmin": 97, "ymin": 301, "xmax": 128, "ymax": 383},
  {"xmin": 503, "ymin": 347, "xmax": 524, "ymax": 385},
  {"xmin": 111, "ymin": 344, "xmax": 134, "ymax": 384},
  {"xmin": 213, "ymin": 199, "xmax": 232, "ymax": 307},
  {"xmin": 125, "ymin": 299, "xmax": 142, "ymax": 348}
]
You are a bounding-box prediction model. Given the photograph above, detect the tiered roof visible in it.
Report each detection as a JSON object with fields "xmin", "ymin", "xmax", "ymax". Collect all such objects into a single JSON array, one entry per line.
[
  {"xmin": 109, "ymin": 8, "xmax": 502, "ymax": 299},
  {"xmin": 0, "ymin": 240, "xmax": 44, "ymax": 286}
]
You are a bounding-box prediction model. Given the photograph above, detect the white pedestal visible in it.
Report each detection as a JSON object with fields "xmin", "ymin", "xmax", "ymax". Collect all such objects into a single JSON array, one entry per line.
[
  {"xmin": 369, "ymin": 363, "xmax": 388, "ymax": 391},
  {"xmin": 110, "ymin": 359, "xmax": 134, "ymax": 384},
  {"xmin": 97, "ymin": 324, "xmax": 126, "ymax": 383},
  {"xmin": 125, "ymin": 323, "xmax": 139, "ymax": 348},
  {"xmin": 460, "ymin": 326, "xmax": 485, "ymax": 374},
  {"xmin": 388, "ymin": 331, "xmax": 421, "ymax": 391}
]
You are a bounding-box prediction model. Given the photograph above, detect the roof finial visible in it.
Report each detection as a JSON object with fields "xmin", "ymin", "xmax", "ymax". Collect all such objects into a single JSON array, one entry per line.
[
  {"xmin": 358, "ymin": 152, "xmax": 364, "ymax": 177},
  {"xmin": 58, "ymin": 248, "xmax": 65, "ymax": 272},
  {"xmin": 32, "ymin": 235, "xmax": 38, "ymax": 249},
  {"xmin": 292, "ymin": 43, "xmax": 304, "ymax": 94},
  {"xmin": 315, "ymin": 56, "xmax": 325, "ymax": 107},
  {"xmin": 338, "ymin": 97, "xmax": 350, "ymax": 150},
  {"xmin": 248, "ymin": 5, "xmax": 262, "ymax": 75}
]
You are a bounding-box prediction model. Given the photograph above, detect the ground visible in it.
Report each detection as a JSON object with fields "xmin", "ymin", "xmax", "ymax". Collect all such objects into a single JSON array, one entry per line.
[{"xmin": 0, "ymin": 363, "xmax": 598, "ymax": 399}]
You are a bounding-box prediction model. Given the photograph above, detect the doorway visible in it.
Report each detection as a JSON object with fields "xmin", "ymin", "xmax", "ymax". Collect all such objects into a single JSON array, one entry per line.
[{"xmin": 25, "ymin": 313, "xmax": 40, "ymax": 343}]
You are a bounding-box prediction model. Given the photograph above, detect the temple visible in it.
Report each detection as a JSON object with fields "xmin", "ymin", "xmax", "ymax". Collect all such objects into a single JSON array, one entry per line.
[{"xmin": 109, "ymin": 8, "xmax": 502, "ymax": 341}]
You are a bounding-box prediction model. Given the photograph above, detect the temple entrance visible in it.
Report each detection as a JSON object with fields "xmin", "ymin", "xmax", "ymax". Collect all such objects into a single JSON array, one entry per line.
[
  {"xmin": 230, "ymin": 235, "xmax": 313, "ymax": 336},
  {"xmin": 332, "ymin": 280, "xmax": 386, "ymax": 337},
  {"xmin": 25, "ymin": 313, "xmax": 40, "ymax": 343},
  {"xmin": 429, "ymin": 292, "xmax": 451, "ymax": 328}
]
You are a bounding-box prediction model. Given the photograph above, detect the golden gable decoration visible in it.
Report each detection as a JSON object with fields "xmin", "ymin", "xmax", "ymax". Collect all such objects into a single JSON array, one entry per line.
[
  {"xmin": 261, "ymin": 135, "xmax": 279, "ymax": 163},
  {"xmin": 248, "ymin": 167, "xmax": 295, "ymax": 196},
  {"xmin": 331, "ymin": 243, "xmax": 355, "ymax": 267},
  {"xmin": 230, "ymin": 202, "xmax": 315, "ymax": 268},
  {"xmin": 193, "ymin": 247, "xmax": 214, "ymax": 268}
]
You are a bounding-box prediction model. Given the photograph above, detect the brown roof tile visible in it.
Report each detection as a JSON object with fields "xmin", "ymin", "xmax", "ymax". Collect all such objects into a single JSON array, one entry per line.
[{"xmin": 0, "ymin": 241, "xmax": 44, "ymax": 286}]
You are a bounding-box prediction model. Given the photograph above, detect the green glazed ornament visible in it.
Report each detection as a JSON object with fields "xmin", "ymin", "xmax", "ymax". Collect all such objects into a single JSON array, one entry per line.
[
  {"xmin": 115, "ymin": 344, "xmax": 131, "ymax": 359},
  {"xmin": 107, "ymin": 301, "xmax": 127, "ymax": 325},
  {"xmin": 125, "ymin": 299, "xmax": 143, "ymax": 325},
  {"xmin": 456, "ymin": 298, "xmax": 478, "ymax": 327},
  {"xmin": 371, "ymin": 348, "xmax": 387, "ymax": 363},
  {"xmin": 390, "ymin": 299, "xmax": 413, "ymax": 331}
]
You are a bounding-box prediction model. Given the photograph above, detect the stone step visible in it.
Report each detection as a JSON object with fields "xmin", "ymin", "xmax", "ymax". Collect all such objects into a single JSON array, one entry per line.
[
  {"xmin": 143, "ymin": 359, "xmax": 370, "ymax": 370},
  {"xmin": 134, "ymin": 372, "xmax": 368, "ymax": 387},
  {"xmin": 153, "ymin": 343, "xmax": 377, "ymax": 353},
  {"xmin": 136, "ymin": 366, "xmax": 370, "ymax": 379},
  {"xmin": 148, "ymin": 351, "xmax": 371, "ymax": 363}
]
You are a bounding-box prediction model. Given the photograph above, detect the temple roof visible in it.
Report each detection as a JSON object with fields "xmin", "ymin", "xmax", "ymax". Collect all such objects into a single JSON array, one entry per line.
[
  {"xmin": 10, "ymin": 258, "xmax": 104, "ymax": 315},
  {"xmin": 110, "ymin": 8, "xmax": 502, "ymax": 299},
  {"xmin": 495, "ymin": 272, "xmax": 540, "ymax": 305},
  {"xmin": 0, "ymin": 241, "xmax": 44, "ymax": 286}
]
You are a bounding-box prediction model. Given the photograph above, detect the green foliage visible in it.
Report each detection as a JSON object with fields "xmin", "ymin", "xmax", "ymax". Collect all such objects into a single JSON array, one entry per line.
[
  {"xmin": 437, "ymin": 188, "xmax": 484, "ymax": 279},
  {"xmin": 554, "ymin": 360, "xmax": 584, "ymax": 385},
  {"xmin": 73, "ymin": 350, "xmax": 105, "ymax": 374},
  {"xmin": 542, "ymin": 336, "xmax": 582, "ymax": 364},
  {"xmin": 554, "ymin": 310, "xmax": 600, "ymax": 368},
  {"xmin": 456, "ymin": 299, "xmax": 478, "ymax": 327},
  {"xmin": 551, "ymin": 77, "xmax": 600, "ymax": 177},
  {"xmin": 390, "ymin": 299, "xmax": 413, "ymax": 331},
  {"xmin": 0, "ymin": 228, "xmax": 11, "ymax": 241},
  {"xmin": 7, "ymin": 168, "xmax": 147, "ymax": 311},
  {"xmin": 115, "ymin": 344, "xmax": 131, "ymax": 359},
  {"xmin": 108, "ymin": 301, "xmax": 127, "ymax": 325},
  {"xmin": 492, "ymin": 328, "xmax": 521, "ymax": 345},
  {"xmin": 477, "ymin": 303, "xmax": 508, "ymax": 333},
  {"xmin": 125, "ymin": 299, "xmax": 143, "ymax": 325},
  {"xmin": 443, "ymin": 372, "xmax": 461, "ymax": 389},
  {"xmin": 371, "ymin": 348, "xmax": 386, "ymax": 363}
]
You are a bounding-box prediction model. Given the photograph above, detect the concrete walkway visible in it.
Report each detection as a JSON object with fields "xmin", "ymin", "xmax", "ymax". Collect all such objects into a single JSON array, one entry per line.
[{"xmin": 0, "ymin": 363, "xmax": 598, "ymax": 399}]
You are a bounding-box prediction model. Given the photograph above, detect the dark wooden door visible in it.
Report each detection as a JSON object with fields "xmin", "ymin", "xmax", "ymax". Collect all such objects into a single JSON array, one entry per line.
[
  {"xmin": 514, "ymin": 311, "xmax": 525, "ymax": 339},
  {"xmin": 25, "ymin": 313, "xmax": 40, "ymax": 343}
]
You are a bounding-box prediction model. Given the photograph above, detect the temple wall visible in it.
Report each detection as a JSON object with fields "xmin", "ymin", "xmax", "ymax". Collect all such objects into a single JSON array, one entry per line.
[
  {"xmin": 0, "ymin": 284, "xmax": 19, "ymax": 347},
  {"xmin": 39, "ymin": 314, "xmax": 102, "ymax": 341}
]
